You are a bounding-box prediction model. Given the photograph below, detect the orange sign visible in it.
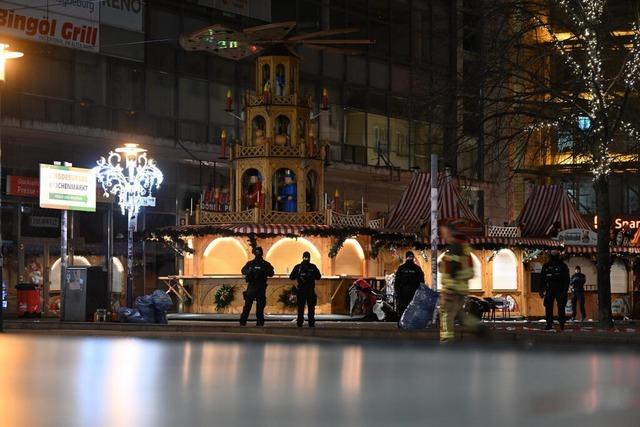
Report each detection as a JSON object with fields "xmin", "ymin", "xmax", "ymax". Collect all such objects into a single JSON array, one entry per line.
[{"xmin": 6, "ymin": 175, "xmax": 39, "ymax": 197}]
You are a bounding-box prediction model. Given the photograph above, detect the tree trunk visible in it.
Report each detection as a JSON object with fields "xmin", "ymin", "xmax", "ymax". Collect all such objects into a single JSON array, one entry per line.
[{"xmin": 594, "ymin": 175, "xmax": 613, "ymax": 328}]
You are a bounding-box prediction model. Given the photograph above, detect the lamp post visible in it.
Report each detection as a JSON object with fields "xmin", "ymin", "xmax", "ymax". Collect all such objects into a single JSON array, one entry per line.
[
  {"xmin": 93, "ymin": 144, "xmax": 163, "ymax": 308},
  {"xmin": 0, "ymin": 43, "xmax": 23, "ymax": 333}
]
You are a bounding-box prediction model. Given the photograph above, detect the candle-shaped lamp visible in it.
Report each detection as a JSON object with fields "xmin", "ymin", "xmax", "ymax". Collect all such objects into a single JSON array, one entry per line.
[
  {"xmin": 220, "ymin": 129, "xmax": 228, "ymax": 159},
  {"xmin": 334, "ymin": 189, "xmax": 341, "ymax": 213},
  {"xmin": 307, "ymin": 127, "xmax": 316, "ymax": 157},
  {"xmin": 321, "ymin": 88, "xmax": 329, "ymax": 111},
  {"xmin": 225, "ymin": 89, "xmax": 233, "ymax": 112}
]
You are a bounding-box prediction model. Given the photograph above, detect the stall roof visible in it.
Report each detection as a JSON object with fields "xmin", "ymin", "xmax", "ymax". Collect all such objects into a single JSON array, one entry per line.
[
  {"xmin": 385, "ymin": 173, "xmax": 481, "ymax": 233},
  {"xmin": 468, "ymin": 237, "xmax": 562, "ymax": 249},
  {"xmin": 516, "ymin": 185, "xmax": 591, "ymax": 237},
  {"xmin": 159, "ymin": 223, "xmax": 335, "ymax": 238},
  {"xmin": 564, "ymin": 245, "xmax": 640, "ymax": 255}
]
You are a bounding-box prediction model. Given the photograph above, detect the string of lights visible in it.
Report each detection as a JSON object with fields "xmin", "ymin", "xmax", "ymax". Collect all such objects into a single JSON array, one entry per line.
[{"xmin": 526, "ymin": 0, "xmax": 640, "ymax": 179}]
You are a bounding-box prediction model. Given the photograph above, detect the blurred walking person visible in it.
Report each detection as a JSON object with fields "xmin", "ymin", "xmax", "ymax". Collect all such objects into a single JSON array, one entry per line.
[
  {"xmin": 289, "ymin": 251, "xmax": 321, "ymax": 327},
  {"xmin": 540, "ymin": 250, "xmax": 570, "ymax": 330},
  {"xmin": 438, "ymin": 223, "xmax": 478, "ymax": 343},
  {"xmin": 240, "ymin": 247, "xmax": 274, "ymax": 326},
  {"xmin": 394, "ymin": 251, "xmax": 425, "ymax": 319}
]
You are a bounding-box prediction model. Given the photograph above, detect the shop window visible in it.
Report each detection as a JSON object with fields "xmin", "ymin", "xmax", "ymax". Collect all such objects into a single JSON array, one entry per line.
[
  {"xmin": 396, "ymin": 131, "xmax": 408, "ymax": 156},
  {"xmin": 266, "ymin": 237, "xmax": 321, "ymax": 274},
  {"xmin": 203, "ymin": 237, "xmax": 248, "ymax": 275},
  {"xmin": 252, "ymin": 115, "xmax": 267, "ymax": 146},
  {"xmin": 491, "ymin": 249, "xmax": 518, "ymax": 290},
  {"xmin": 109, "ymin": 62, "xmax": 144, "ymax": 111},
  {"xmin": 179, "ymin": 77, "xmax": 208, "ymax": 122},
  {"xmin": 437, "ymin": 252, "xmax": 482, "ymax": 290},
  {"xmin": 334, "ymin": 239, "xmax": 365, "ymax": 276},
  {"xmin": 273, "ymin": 169, "xmax": 297, "ymax": 212},
  {"xmin": 611, "ymin": 260, "xmax": 628, "ymax": 294},
  {"xmin": 564, "ymin": 257, "xmax": 596, "ymax": 289},
  {"xmin": 241, "ymin": 169, "xmax": 264, "ymax": 210},
  {"xmin": 147, "ymin": 71, "xmax": 175, "ymax": 117}
]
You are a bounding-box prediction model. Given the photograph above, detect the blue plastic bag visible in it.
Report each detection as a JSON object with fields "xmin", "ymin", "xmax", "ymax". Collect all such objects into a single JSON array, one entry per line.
[
  {"xmin": 135, "ymin": 295, "xmax": 155, "ymax": 323},
  {"xmin": 117, "ymin": 307, "xmax": 147, "ymax": 323},
  {"xmin": 399, "ymin": 284, "xmax": 439, "ymax": 330},
  {"xmin": 151, "ymin": 290, "xmax": 173, "ymax": 311}
]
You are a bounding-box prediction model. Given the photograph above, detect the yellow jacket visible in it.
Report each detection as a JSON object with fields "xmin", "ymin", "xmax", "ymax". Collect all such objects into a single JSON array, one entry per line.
[{"xmin": 439, "ymin": 242, "xmax": 474, "ymax": 294}]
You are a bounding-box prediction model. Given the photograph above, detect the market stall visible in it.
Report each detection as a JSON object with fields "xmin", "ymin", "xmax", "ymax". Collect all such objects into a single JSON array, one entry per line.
[
  {"xmin": 518, "ymin": 185, "xmax": 636, "ymax": 318},
  {"xmin": 379, "ymin": 175, "xmax": 564, "ymax": 318}
]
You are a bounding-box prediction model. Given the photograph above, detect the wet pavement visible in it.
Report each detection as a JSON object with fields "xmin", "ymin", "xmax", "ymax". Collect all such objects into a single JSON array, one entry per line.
[{"xmin": 1, "ymin": 334, "xmax": 639, "ymax": 427}]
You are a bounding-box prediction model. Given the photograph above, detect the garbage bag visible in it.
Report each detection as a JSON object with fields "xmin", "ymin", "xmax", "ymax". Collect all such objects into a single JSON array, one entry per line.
[
  {"xmin": 135, "ymin": 295, "xmax": 156, "ymax": 323},
  {"xmin": 151, "ymin": 290, "xmax": 173, "ymax": 311},
  {"xmin": 117, "ymin": 307, "xmax": 147, "ymax": 323},
  {"xmin": 399, "ymin": 284, "xmax": 438, "ymax": 330},
  {"xmin": 154, "ymin": 308, "xmax": 168, "ymax": 324},
  {"xmin": 117, "ymin": 307, "xmax": 134, "ymax": 322}
]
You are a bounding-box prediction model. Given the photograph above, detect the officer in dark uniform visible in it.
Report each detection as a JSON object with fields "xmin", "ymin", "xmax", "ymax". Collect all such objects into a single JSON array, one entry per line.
[
  {"xmin": 394, "ymin": 251, "xmax": 425, "ymax": 318},
  {"xmin": 540, "ymin": 250, "xmax": 570, "ymax": 330},
  {"xmin": 289, "ymin": 251, "xmax": 322, "ymax": 327},
  {"xmin": 570, "ymin": 265, "xmax": 587, "ymax": 321},
  {"xmin": 240, "ymin": 246, "xmax": 274, "ymax": 326}
]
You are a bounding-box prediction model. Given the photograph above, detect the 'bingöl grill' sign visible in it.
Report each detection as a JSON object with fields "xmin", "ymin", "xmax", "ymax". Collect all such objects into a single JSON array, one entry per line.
[{"xmin": 0, "ymin": 7, "xmax": 98, "ymax": 49}]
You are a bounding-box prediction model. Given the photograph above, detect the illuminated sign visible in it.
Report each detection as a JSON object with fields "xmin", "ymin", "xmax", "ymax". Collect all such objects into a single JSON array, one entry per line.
[
  {"xmin": 594, "ymin": 215, "xmax": 640, "ymax": 230},
  {"xmin": 39, "ymin": 164, "xmax": 96, "ymax": 212},
  {"xmin": 6, "ymin": 175, "xmax": 39, "ymax": 197},
  {"xmin": 0, "ymin": 1, "xmax": 99, "ymax": 52},
  {"xmin": 557, "ymin": 228, "xmax": 597, "ymax": 246}
]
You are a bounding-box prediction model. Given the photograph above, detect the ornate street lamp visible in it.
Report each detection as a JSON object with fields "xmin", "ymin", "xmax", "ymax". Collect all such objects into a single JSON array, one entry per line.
[
  {"xmin": 0, "ymin": 43, "xmax": 23, "ymax": 332},
  {"xmin": 93, "ymin": 143, "xmax": 163, "ymax": 307}
]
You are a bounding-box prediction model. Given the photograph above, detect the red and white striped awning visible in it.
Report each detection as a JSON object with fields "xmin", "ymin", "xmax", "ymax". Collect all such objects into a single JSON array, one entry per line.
[
  {"xmin": 467, "ymin": 237, "xmax": 563, "ymax": 248},
  {"xmin": 516, "ymin": 185, "xmax": 591, "ymax": 237},
  {"xmin": 385, "ymin": 173, "xmax": 481, "ymax": 232},
  {"xmin": 563, "ymin": 245, "xmax": 640, "ymax": 255}
]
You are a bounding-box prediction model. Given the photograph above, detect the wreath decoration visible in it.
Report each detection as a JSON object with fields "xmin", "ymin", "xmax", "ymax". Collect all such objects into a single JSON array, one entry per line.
[
  {"xmin": 214, "ymin": 285, "xmax": 235, "ymax": 310},
  {"xmin": 278, "ymin": 287, "xmax": 297, "ymax": 308}
]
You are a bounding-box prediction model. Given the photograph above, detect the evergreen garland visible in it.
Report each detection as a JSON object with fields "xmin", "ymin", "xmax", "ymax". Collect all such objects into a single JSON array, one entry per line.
[
  {"xmin": 214, "ymin": 285, "xmax": 235, "ymax": 310},
  {"xmin": 278, "ymin": 287, "xmax": 297, "ymax": 307},
  {"xmin": 329, "ymin": 235, "xmax": 348, "ymax": 258}
]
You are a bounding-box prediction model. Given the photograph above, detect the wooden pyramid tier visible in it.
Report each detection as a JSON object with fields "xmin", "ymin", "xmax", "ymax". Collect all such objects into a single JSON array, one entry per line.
[{"xmin": 179, "ymin": 21, "xmax": 374, "ymax": 60}]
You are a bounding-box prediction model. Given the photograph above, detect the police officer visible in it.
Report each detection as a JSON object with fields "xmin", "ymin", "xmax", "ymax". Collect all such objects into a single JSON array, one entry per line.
[
  {"xmin": 540, "ymin": 250, "xmax": 570, "ymax": 330},
  {"xmin": 240, "ymin": 246, "xmax": 274, "ymax": 326},
  {"xmin": 570, "ymin": 265, "xmax": 587, "ymax": 321},
  {"xmin": 394, "ymin": 251, "xmax": 425, "ymax": 318},
  {"xmin": 289, "ymin": 251, "xmax": 322, "ymax": 327}
]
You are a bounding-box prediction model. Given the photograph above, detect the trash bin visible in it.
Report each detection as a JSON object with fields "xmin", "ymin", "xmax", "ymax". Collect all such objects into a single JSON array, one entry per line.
[{"xmin": 16, "ymin": 283, "xmax": 41, "ymax": 318}]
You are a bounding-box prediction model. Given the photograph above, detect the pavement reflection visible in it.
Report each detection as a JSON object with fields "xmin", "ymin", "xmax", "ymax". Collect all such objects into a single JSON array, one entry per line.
[{"xmin": 0, "ymin": 334, "xmax": 638, "ymax": 427}]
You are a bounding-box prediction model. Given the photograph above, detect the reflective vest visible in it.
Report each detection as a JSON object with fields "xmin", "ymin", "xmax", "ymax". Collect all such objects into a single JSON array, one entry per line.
[{"xmin": 439, "ymin": 242, "xmax": 474, "ymax": 294}]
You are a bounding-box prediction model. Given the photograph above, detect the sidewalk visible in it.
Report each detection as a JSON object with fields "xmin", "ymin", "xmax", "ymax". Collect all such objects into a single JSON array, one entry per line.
[{"xmin": 3, "ymin": 318, "xmax": 640, "ymax": 348}]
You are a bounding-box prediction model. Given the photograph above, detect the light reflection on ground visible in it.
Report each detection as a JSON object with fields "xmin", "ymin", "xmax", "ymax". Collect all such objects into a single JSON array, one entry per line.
[{"xmin": 0, "ymin": 334, "xmax": 638, "ymax": 427}]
